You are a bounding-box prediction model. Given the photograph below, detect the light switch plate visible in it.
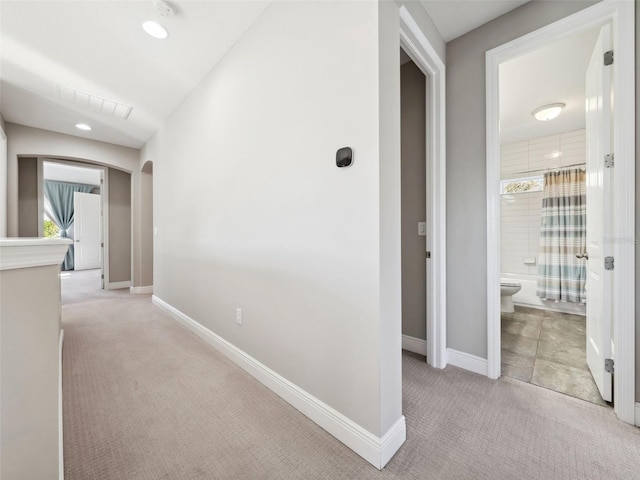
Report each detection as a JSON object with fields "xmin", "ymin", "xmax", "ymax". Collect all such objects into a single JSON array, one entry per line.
[{"xmin": 418, "ymin": 222, "xmax": 426, "ymax": 236}]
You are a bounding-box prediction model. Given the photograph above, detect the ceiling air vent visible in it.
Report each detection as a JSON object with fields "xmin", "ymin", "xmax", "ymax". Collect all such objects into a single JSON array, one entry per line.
[{"xmin": 57, "ymin": 86, "xmax": 133, "ymax": 120}]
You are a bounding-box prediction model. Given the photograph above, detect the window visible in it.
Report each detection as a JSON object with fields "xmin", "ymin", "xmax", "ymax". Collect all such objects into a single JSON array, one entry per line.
[
  {"xmin": 500, "ymin": 175, "xmax": 543, "ymax": 194},
  {"xmin": 43, "ymin": 214, "xmax": 60, "ymax": 238}
]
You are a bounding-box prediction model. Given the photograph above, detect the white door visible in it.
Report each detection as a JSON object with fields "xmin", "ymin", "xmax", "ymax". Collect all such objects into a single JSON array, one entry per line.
[
  {"xmin": 74, "ymin": 192, "xmax": 102, "ymax": 270},
  {"xmin": 585, "ymin": 24, "xmax": 612, "ymax": 402}
]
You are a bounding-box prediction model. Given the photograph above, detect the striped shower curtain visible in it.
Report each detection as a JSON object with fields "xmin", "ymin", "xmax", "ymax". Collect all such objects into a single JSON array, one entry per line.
[{"xmin": 536, "ymin": 168, "xmax": 587, "ymax": 303}]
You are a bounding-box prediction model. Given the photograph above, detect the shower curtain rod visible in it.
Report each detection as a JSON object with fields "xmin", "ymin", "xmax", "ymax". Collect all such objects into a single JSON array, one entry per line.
[{"xmin": 506, "ymin": 162, "xmax": 586, "ymax": 177}]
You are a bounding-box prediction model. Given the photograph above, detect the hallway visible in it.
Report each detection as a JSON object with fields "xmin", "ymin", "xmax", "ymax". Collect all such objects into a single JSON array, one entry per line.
[{"xmin": 61, "ymin": 273, "xmax": 640, "ymax": 479}]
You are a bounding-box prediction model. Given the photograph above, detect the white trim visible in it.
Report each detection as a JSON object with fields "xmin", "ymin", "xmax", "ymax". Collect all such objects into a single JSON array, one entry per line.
[
  {"xmin": 152, "ymin": 295, "xmax": 405, "ymax": 469},
  {"xmin": 635, "ymin": 403, "xmax": 640, "ymax": 427},
  {"xmin": 107, "ymin": 280, "xmax": 130, "ymax": 290},
  {"xmin": 446, "ymin": 348, "xmax": 488, "ymax": 376},
  {"xmin": 0, "ymin": 237, "xmax": 71, "ymax": 270},
  {"xmin": 379, "ymin": 416, "xmax": 406, "ymax": 468},
  {"xmin": 399, "ymin": 5, "xmax": 447, "ymax": 370},
  {"xmin": 402, "ymin": 335, "xmax": 427, "ymax": 356},
  {"xmin": 130, "ymin": 285, "xmax": 153, "ymax": 294},
  {"xmin": 59, "ymin": 329, "xmax": 64, "ymax": 480},
  {"xmin": 485, "ymin": 1, "xmax": 635, "ymax": 423}
]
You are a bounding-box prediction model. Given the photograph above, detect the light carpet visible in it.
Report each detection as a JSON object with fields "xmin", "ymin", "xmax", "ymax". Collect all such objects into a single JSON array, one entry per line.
[{"xmin": 62, "ymin": 271, "xmax": 640, "ymax": 479}]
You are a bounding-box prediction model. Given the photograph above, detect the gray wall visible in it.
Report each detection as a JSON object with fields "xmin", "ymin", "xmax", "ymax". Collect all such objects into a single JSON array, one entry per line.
[
  {"xmin": 1, "ymin": 113, "xmax": 6, "ymax": 237},
  {"xmin": 401, "ymin": 60, "xmax": 426, "ymax": 340},
  {"xmin": 17, "ymin": 157, "xmax": 38, "ymax": 237},
  {"xmin": 1, "ymin": 264, "xmax": 61, "ymax": 479},
  {"xmin": 445, "ymin": 1, "xmax": 598, "ymax": 357},
  {"xmin": 109, "ymin": 168, "xmax": 131, "ymax": 283}
]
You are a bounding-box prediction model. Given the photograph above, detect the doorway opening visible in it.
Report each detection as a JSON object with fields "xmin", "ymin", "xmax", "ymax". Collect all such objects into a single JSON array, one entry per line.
[
  {"xmin": 43, "ymin": 159, "xmax": 105, "ymax": 293},
  {"xmin": 399, "ymin": 47, "xmax": 428, "ymax": 357},
  {"xmin": 497, "ymin": 27, "xmax": 609, "ymax": 406},
  {"xmin": 486, "ymin": 1, "xmax": 635, "ymax": 424},
  {"xmin": 398, "ymin": 6, "xmax": 446, "ymax": 370},
  {"xmin": 136, "ymin": 160, "xmax": 154, "ymax": 294}
]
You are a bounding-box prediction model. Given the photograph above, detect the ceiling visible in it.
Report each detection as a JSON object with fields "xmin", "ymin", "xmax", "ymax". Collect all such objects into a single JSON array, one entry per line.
[
  {"xmin": 43, "ymin": 161, "xmax": 102, "ymax": 186},
  {"xmin": 420, "ymin": 0, "xmax": 529, "ymax": 42},
  {"xmin": 0, "ymin": 0, "xmax": 270, "ymax": 148},
  {"xmin": 499, "ymin": 27, "xmax": 600, "ymax": 144},
  {"xmin": 1, "ymin": 0, "xmax": 537, "ymax": 150}
]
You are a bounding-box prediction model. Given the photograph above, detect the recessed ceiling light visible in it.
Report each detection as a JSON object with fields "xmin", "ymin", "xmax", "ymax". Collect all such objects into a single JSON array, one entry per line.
[
  {"xmin": 143, "ymin": 20, "xmax": 168, "ymax": 39},
  {"xmin": 75, "ymin": 123, "xmax": 92, "ymax": 131},
  {"xmin": 532, "ymin": 103, "xmax": 565, "ymax": 122}
]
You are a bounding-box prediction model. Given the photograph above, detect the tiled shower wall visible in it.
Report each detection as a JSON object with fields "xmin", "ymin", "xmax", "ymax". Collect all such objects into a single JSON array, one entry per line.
[{"xmin": 500, "ymin": 129, "xmax": 586, "ymax": 276}]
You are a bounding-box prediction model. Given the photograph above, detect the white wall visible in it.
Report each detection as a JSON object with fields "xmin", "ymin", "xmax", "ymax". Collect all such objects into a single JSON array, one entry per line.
[
  {"xmin": 501, "ymin": 130, "xmax": 587, "ymax": 316},
  {"xmin": 501, "ymin": 130, "xmax": 585, "ymax": 276},
  {"xmin": 1, "ymin": 263, "xmax": 62, "ymax": 479},
  {"xmin": 152, "ymin": 0, "xmax": 388, "ymax": 438}
]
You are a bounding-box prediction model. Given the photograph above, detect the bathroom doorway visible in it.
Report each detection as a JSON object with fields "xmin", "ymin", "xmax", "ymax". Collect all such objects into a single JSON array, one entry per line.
[
  {"xmin": 485, "ymin": 1, "xmax": 636, "ymax": 424},
  {"xmin": 497, "ymin": 28, "xmax": 604, "ymax": 405}
]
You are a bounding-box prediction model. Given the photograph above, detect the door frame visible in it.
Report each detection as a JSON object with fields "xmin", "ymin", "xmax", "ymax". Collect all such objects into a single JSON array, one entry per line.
[
  {"xmin": 485, "ymin": 1, "xmax": 635, "ymax": 423},
  {"xmin": 399, "ymin": 6, "xmax": 447, "ymax": 369}
]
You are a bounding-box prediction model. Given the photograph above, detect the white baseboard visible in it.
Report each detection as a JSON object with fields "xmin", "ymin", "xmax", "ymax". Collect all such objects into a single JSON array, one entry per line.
[
  {"xmin": 130, "ymin": 285, "xmax": 153, "ymax": 294},
  {"xmin": 152, "ymin": 295, "xmax": 405, "ymax": 469},
  {"xmin": 107, "ymin": 280, "xmax": 131, "ymax": 290},
  {"xmin": 59, "ymin": 329, "xmax": 64, "ymax": 480},
  {"xmin": 402, "ymin": 335, "xmax": 427, "ymax": 356},
  {"xmin": 446, "ymin": 348, "xmax": 488, "ymax": 376},
  {"xmin": 635, "ymin": 403, "xmax": 640, "ymax": 427}
]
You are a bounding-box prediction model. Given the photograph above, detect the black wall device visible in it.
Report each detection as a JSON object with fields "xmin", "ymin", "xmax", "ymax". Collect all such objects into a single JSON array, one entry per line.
[{"xmin": 336, "ymin": 147, "xmax": 353, "ymax": 168}]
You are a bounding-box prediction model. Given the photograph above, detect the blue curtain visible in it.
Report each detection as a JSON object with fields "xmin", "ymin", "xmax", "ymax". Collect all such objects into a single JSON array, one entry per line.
[
  {"xmin": 44, "ymin": 180, "xmax": 95, "ymax": 270},
  {"xmin": 536, "ymin": 168, "xmax": 587, "ymax": 303}
]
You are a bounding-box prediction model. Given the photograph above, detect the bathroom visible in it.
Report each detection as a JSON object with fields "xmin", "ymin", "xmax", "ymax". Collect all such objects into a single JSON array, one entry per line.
[{"xmin": 497, "ymin": 27, "xmax": 609, "ymax": 407}]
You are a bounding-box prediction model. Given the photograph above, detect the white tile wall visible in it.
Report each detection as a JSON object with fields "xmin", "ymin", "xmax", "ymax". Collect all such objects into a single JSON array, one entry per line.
[{"xmin": 500, "ymin": 129, "xmax": 585, "ymax": 276}]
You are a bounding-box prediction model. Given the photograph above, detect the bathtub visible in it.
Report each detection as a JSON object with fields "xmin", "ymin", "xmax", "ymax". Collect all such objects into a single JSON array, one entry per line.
[{"xmin": 501, "ymin": 273, "xmax": 586, "ymax": 316}]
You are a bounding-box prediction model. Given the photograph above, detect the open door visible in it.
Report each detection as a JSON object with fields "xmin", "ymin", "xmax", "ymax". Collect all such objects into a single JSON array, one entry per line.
[
  {"xmin": 585, "ymin": 24, "xmax": 612, "ymax": 403},
  {"xmin": 74, "ymin": 191, "xmax": 102, "ymax": 271}
]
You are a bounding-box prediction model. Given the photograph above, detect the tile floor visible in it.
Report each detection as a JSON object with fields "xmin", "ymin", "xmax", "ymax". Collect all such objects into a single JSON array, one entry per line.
[{"xmin": 501, "ymin": 305, "xmax": 610, "ymax": 407}]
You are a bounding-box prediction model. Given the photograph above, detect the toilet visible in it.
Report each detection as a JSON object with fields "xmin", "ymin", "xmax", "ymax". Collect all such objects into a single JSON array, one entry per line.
[{"xmin": 500, "ymin": 280, "xmax": 522, "ymax": 313}]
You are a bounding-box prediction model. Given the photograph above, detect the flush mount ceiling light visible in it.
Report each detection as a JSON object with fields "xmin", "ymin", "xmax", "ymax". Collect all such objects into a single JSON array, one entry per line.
[
  {"xmin": 75, "ymin": 123, "xmax": 92, "ymax": 131},
  {"xmin": 532, "ymin": 103, "xmax": 565, "ymax": 122},
  {"xmin": 142, "ymin": 20, "xmax": 168, "ymax": 39}
]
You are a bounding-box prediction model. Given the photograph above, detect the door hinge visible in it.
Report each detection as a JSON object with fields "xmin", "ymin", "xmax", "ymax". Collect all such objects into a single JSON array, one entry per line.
[
  {"xmin": 426, "ymin": 251, "xmax": 431, "ymax": 259},
  {"xmin": 604, "ymin": 256, "xmax": 614, "ymax": 270},
  {"xmin": 604, "ymin": 358, "xmax": 614, "ymax": 373},
  {"xmin": 101, "ymin": 274, "xmax": 104, "ymax": 279},
  {"xmin": 101, "ymin": 242, "xmax": 104, "ymax": 248},
  {"xmin": 604, "ymin": 50, "xmax": 614, "ymax": 66},
  {"xmin": 604, "ymin": 153, "xmax": 614, "ymax": 168}
]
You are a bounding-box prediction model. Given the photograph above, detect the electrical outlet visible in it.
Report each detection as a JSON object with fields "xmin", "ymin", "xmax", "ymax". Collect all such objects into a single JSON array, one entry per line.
[{"xmin": 236, "ymin": 308, "xmax": 242, "ymax": 325}]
